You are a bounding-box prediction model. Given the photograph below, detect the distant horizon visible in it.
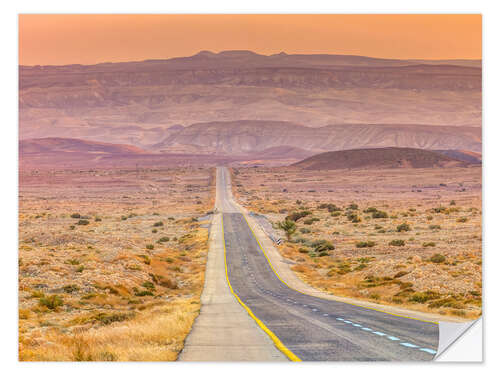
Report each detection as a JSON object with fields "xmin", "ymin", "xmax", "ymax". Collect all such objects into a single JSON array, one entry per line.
[
  {"xmin": 19, "ymin": 14, "xmax": 481, "ymax": 65},
  {"xmin": 18, "ymin": 49, "xmax": 483, "ymax": 68}
]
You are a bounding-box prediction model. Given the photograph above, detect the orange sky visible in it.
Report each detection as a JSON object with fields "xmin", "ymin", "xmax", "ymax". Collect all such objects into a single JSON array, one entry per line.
[{"xmin": 19, "ymin": 14, "xmax": 482, "ymax": 65}]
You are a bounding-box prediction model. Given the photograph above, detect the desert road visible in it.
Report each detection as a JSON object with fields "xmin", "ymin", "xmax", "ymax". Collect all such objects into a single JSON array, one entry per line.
[
  {"xmin": 180, "ymin": 167, "xmax": 439, "ymax": 361},
  {"xmin": 218, "ymin": 167, "xmax": 439, "ymax": 361}
]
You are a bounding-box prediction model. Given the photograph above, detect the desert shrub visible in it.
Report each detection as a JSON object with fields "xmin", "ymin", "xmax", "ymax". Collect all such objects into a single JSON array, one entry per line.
[
  {"xmin": 153, "ymin": 221, "xmax": 164, "ymax": 227},
  {"xmin": 286, "ymin": 210, "xmax": 312, "ymax": 222},
  {"xmin": 67, "ymin": 259, "xmax": 80, "ymax": 265},
  {"xmin": 356, "ymin": 241, "xmax": 376, "ymax": 248},
  {"xmin": 164, "ymin": 257, "xmax": 174, "ymax": 263},
  {"xmin": 372, "ymin": 210, "xmax": 388, "ymax": 219},
  {"xmin": 389, "ymin": 239, "xmax": 405, "ymax": 246},
  {"xmin": 39, "ymin": 295, "xmax": 63, "ymax": 310},
  {"xmin": 70, "ymin": 213, "xmax": 81, "ymax": 219},
  {"xmin": 121, "ymin": 215, "xmax": 127, "ymax": 221},
  {"xmin": 69, "ymin": 225, "xmax": 75, "ymax": 230},
  {"xmin": 346, "ymin": 212, "xmax": 361, "ymax": 222},
  {"xmin": 77, "ymin": 219, "xmax": 89, "ymax": 225},
  {"xmin": 152, "ymin": 229, "xmax": 158, "ymax": 233},
  {"xmin": 450, "ymin": 200, "xmax": 456, "ymax": 206},
  {"xmin": 364, "ymin": 207, "xmax": 378, "ymax": 213},
  {"xmin": 299, "ymin": 228, "xmax": 311, "ymax": 234},
  {"xmin": 393, "ymin": 271, "xmax": 409, "ymax": 278},
  {"xmin": 409, "ymin": 291, "xmax": 440, "ymax": 304},
  {"xmin": 278, "ymin": 220, "xmax": 297, "ymax": 240},
  {"xmin": 145, "ymin": 244, "xmax": 154, "ymax": 250},
  {"xmin": 76, "ymin": 266, "xmax": 84, "ymax": 273},
  {"xmin": 157, "ymin": 236, "xmax": 170, "ymax": 243},
  {"xmin": 457, "ymin": 217, "xmax": 468, "ymax": 223},
  {"xmin": 429, "ymin": 224, "xmax": 441, "ymax": 230},
  {"xmin": 347, "ymin": 203, "xmax": 359, "ymax": 210},
  {"xmin": 423, "ymin": 242, "xmax": 436, "ymax": 247},
  {"xmin": 142, "ymin": 281, "xmax": 156, "ymax": 290},
  {"xmin": 304, "ymin": 218, "xmax": 319, "ymax": 225},
  {"xmin": 430, "ymin": 253, "xmax": 446, "ymax": 263},
  {"xmin": 319, "ymin": 203, "xmax": 342, "ymax": 212},
  {"xmin": 134, "ymin": 289, "xmax": 154, "ymax": 297},
  {"xmin": 63, "ymin": 284, "xmax": 80, "ymax": 293},
  {"xmin": 298, "ymin": 248, "xmax": 309, "ymax": 254},
  {"xmin": 139, "ymin": 255, "xmax": 151, "ymax": 264},
  {"xmin": 91, "ymin": 312, "xmax": 131, "ymax": 326},
  {"xmin": 432, "ymin": 207, "xmax": 447, "ymax": 213},
  {"xmin": 331, "ymin": 212, "xmax": 341, "ymax": 217},
  {"xmin": 311, "ymin": 239, "xmax": 335, "ymax": 252},
  {"xmin": 95, "ymin": 217, "xmax": 102, "ymax": 222},
  {"xmin": 396, "ymin": 223, "xmax": 411, "ymax": 232}
]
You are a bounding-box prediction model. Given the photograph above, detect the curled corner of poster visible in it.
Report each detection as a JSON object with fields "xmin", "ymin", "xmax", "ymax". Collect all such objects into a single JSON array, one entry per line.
[{"xmin": 435, "ymin": 317, "xmax": 483, "ymax": 362}]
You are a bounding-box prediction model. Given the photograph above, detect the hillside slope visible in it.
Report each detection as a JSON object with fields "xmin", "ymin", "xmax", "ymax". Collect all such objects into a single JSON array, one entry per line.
[
  {"xmin": 292, "ymin": 147, "xmax": 471, "ymax": 170},
  {"xmin": 150, "ymin": 121, "xmax": 481, "ymax": 154}
]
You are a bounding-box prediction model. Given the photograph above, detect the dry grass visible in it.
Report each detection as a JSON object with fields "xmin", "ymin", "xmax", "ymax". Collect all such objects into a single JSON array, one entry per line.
[
  {"xmin": 232, "ymin": 166, "xmax": 482, "ymax": 320},
  {"xmin": 19, "ymin": 167, "xmax": 215, "ymax": 361}
]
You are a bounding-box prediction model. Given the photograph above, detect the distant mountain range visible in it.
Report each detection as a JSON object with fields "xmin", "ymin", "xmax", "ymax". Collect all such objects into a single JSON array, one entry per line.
[{"xmin": 20, "ymin": 50, "xmax": 481, "ymax": 150}]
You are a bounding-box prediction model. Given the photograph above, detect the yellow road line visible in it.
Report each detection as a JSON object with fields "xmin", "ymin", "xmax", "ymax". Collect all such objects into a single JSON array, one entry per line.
[
  {"xmin": 221, "ymin": 215, "xmax": 302, "ymax": 362},
  {"xmin": 241, "ymin": 213, "xmax": 439, "ymax": 325}
]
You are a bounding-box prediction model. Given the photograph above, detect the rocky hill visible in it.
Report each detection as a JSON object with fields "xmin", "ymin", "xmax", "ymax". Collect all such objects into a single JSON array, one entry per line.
[{"xmin": 292, "ymin": 147, "xmax": 471, "ymax": 170}]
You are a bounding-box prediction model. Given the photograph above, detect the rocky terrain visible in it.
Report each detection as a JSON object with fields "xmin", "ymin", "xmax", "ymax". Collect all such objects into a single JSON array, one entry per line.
[
  {"xmin": 232, "ymin": 166, "xmax": 482, "ymax": 320},
  {"xmin": 19, "ymin": 167, "xmax": 215, "ymax": 360}
]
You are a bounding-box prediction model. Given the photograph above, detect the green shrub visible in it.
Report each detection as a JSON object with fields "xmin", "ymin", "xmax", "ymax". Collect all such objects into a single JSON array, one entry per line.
[
  {"xmin": 152, "ymin": 229, "xmax": 158, "ymax": 233},
  {"xmin": 389, "ymin": 239, "xmax": 405, "ymax": 246},
  {"xmin": 347, "ymin": 203, "xmax": 359, "ymax": 210},
  {"xmin": 77, "ymin": 219, "xmax": 89, "ymax": 225},
  {"xmin": 142, "ymin": 281, "xmax": 156, "ymax": 290},
  {"xmin": 396, "ymin": 223, "xmax": 411, "ymax": 232},
  {"xmin": 76, "ymin": 265, "xmax": 84, "ymax": 273},
  {"xmin": 364, "ymin": 207, "xmax": 378, "ymax": 213},
  {"xmin": 121, "ymin": 216, "xmax": 128, "ymax": 221},
  {"xmin": 134, "ymin": 289, "xmax": 154, "ymax": 297},
  {"xmin": 92, "ymin": 312, "xmax": 131, "ymax": 325},
  {"xmin": 430, "ymin": 253, "xmax": 446, "ymax": 263},
  {"xmin": 39, "ymin": 295, "xmax": 63, "ymax": 310},
  {"xmin": 356, "ymin": 241, "xmax": 376, "ymax": 248},
  {"xmin": 331, "ymin": 212, "xmax": 341, "ymax": 217},
  {"xmin": 157, "ymin": 236, "xmax": 170, "ymax": 243},
  {"xmin": 423, "ymin": 242, "xmax": 436, "ymax": 247},
  {"xmin": 429, "ymin": 224, "xmax": 441, "ymax": 230},
  {"xmin": 146, "ymin": 244, "xmax": 154, "ymax": 250}
]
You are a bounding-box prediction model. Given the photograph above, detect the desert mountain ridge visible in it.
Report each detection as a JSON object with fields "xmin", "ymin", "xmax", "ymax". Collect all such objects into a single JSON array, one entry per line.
[
  {"xmin": 292, "ymin": 147, "xmax": 474, "ymax": 170},
  {"xmin": 20, "ymin": 50, "xmax": 481, "ymax": 146},
  {"xmin": 148, "ymin": 120, "xmax": 481, "ymax": 154}
]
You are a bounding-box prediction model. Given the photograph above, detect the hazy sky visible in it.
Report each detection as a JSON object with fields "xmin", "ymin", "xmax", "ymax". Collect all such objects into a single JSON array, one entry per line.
[{"xmin": 19, "ymin": 14, "xmax": 482, "ymax": 65}]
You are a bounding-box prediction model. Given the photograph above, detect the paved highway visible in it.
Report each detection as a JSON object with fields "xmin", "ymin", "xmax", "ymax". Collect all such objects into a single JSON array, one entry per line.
[{"xmin": 219, "ymin": 167, "xmax": 439, "ymax": 361}]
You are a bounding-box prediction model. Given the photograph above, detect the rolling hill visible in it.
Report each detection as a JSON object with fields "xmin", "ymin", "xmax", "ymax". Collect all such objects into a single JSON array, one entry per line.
[{"xmin": 292, "ymin": 147, "xmax": 472, "ymax": 170}]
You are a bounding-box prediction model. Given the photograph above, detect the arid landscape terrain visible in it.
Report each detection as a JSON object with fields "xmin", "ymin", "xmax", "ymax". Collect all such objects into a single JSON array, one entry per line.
[
  {"xmin": 232, "ymin": 160, "xmax": 482, "ymax": 320},
  {"xmin": 19, "ymin": 167, "xmax": 214, "ymax": 360},
  {"xmin": 18, "ymin": 49, "xmax": 482, "ymax": 361}
]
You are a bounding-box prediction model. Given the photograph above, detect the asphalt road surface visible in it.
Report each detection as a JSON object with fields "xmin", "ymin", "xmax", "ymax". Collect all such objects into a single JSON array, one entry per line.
[{"xmin": 219, "ymin": 167, "xmax": 439, "ymax": 361}]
